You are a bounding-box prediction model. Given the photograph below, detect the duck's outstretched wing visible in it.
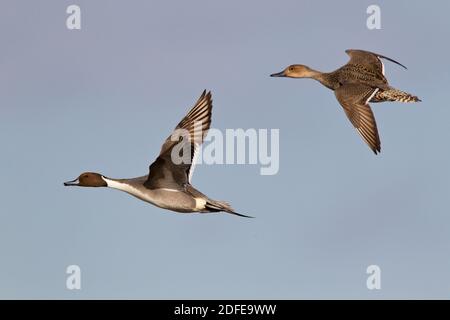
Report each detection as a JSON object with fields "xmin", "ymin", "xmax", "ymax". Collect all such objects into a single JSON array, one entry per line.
[
  {"xmin": 144, "ymin": 90, "xmax": 212, "ymax": 190},
  {"xmin": 335, "ymin": 83, "xmax": 381, "ymax": 154},
  {"xmin": 345, "ymin": 49, "xmax": 407, "ymax": 75}
]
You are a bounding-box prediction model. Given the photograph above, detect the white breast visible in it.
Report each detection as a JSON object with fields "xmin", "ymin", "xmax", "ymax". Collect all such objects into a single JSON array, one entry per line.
[{"xmin": 103, "ymin": 178, "xmax": 148, "ymax": 199}]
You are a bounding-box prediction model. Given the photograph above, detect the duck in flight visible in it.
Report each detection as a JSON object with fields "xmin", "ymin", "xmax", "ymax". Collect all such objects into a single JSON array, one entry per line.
[
  {"xmin": 64, "ymin": 90, "xmax": 252, "ymax": 218},
  {"xmin": 271, "ymin": 49, "xmax": 421, "ymax": 154}
]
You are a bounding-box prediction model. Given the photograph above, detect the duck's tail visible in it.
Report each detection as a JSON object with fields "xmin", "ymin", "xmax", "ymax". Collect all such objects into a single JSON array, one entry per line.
[
  {"xmin": 374, "ymin": 88, "xmax": 421, "ymax": 103},
  {"xmin": 205, "ymin": 200, "xmax": 254, "ymax": 218}
]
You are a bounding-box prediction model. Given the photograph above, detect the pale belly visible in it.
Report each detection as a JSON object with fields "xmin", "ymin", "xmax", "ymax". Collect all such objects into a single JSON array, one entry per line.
[
  {"xmin": 133, "ymin": 188, "xmax": 205, "ymax": 213},
  {"xmin": 104, "ymin": 178, "xmax": 207, "ymax": 213}
]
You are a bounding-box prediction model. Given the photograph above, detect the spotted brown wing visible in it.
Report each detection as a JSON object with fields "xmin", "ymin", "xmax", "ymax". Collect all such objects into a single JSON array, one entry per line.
[
  {"xmin": 335, "ymin": 83, "xmax": 381, "ymax": 154},
  {"xmin": 345, "ymin": 49, "xmax": 407, "ymax": 76}
]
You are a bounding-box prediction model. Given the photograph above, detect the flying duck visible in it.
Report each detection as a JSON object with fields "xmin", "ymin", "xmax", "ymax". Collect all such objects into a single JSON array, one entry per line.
[
  {"xmin": 64, "ymin": 90, "xmax": 252, "ymax": 218},
  {"xmin": 271, "ymin": 49, "xmax": 421, "ymax": 154}
]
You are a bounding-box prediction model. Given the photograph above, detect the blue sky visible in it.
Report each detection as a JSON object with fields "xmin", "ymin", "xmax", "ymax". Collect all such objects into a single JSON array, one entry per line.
[{"xmin": 0, "ymin": 0, "xmax": 449, "ymax": 298}]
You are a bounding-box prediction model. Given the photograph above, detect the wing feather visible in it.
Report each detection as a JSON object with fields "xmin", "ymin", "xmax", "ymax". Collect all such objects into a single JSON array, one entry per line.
[
  {"xmin": 144, "ymin": 91, "xmax": 213, "ymax": 190},
  {"xmin": 335, "ymin": 84, "xmax": 381, "ymax": 154}
]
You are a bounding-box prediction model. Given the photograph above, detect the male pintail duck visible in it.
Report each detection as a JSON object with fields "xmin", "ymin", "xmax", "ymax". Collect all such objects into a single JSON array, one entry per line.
[
  {"xmin": 271, "ymin": 49, "xmax": 421, "ymax": 154},
  {"xmin": 64, "ymin": 90, "xmax": 252, "ymax": 218}
]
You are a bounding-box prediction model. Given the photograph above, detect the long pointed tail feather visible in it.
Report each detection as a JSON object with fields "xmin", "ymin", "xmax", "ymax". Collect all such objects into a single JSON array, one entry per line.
[{"xmin": 205, "ymin": 200, "xmax": 254, "ymax": 218}]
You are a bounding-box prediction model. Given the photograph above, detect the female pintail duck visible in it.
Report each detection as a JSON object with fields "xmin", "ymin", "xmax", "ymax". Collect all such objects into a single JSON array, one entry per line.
[
  {"xmin": 64, "ymin": 90, "xmax": 252, "ymax": 218},
  {"xmin": 271, "ymin": 49, "xmax": 421, "ymax": 154}
]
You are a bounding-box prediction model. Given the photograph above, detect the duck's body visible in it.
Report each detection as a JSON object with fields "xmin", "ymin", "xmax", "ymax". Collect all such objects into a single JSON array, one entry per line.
[
  {"xmin": 102, "ymin": 176, "xmax": 199, "ymax": 213},
  {"xmin": 101, "ymin": 175, "xmax": 231, "ymax": 214},
  {"xmin": 64, "ymin": 91, "xmax": 251, "ymax": 218},
  {"xmin": 271, "ymin": 49, "xmax": 421, "ymax": 154}
]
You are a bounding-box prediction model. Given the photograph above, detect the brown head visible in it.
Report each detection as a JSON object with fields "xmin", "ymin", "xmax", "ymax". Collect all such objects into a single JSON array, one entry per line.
[
  {"xmin": 270, "ymin": 64, "xmax": 317, "ymax": 78},
  {"xmin": 64, "ymin": 172, "xmax": 107, "ymax": 187}
]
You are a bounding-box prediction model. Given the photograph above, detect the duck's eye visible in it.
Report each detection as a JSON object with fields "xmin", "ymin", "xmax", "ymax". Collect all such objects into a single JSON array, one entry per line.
[{"xmin": 289, "ymin": 67, "xmax": 294, "ymax": 71}]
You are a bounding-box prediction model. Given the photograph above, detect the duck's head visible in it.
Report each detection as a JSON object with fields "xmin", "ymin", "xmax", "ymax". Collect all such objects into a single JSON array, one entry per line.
[
  {"xmin": 270, "ymin": 64, "xmax": 315, "ymax": 78},
  {"xmin": 64, "ymin": 172, "xmax": 107, "ymax": 187}
]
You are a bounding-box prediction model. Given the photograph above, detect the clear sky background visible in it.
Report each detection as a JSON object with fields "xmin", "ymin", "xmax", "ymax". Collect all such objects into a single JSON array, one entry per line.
[{"xmin": 1, "ymin": 0, "xmax": 449, "ymax": 299}]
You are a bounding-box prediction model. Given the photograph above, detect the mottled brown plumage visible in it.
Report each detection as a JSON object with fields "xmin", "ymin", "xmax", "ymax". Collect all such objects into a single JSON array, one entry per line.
[{"xmin": 271, "ymin": 49, "xmax": 421, "ymax": 154}]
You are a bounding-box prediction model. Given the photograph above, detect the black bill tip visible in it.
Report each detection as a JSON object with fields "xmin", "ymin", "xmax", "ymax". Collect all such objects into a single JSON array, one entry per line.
[
  {"xmin": 63, "ymin": 178, "xmax": 79, "ymax": 186},
  {"xmin": 270, "ymin": 71, "xmax": 286, "ymax": 77}
]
